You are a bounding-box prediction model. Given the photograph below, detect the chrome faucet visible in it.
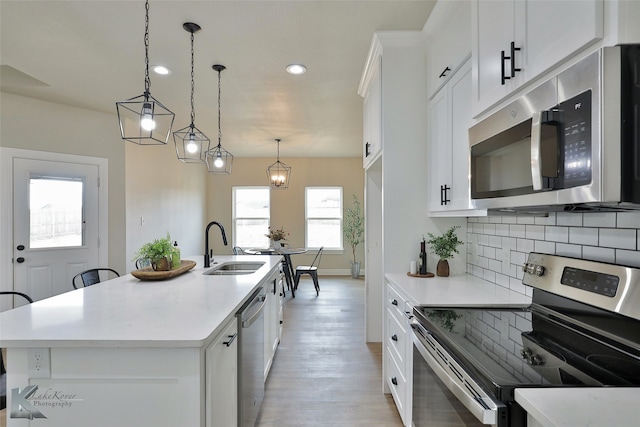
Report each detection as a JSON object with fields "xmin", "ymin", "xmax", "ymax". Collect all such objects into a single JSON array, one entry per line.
[{"xmin": 204, "ymin": 221, "xmax": 228, "ymax": 268}]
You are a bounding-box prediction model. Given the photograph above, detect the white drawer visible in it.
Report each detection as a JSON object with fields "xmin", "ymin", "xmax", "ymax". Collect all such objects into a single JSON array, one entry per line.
[
  {"xmin": 385, "ymin": 346, "xmax": 407, "ymax": 420},
  {"xmin": 386, "ymin": 307, "xmax": 407, "ymax": 368},
  {"xmin": 386, "ymin": 283, "xmax": 406, "ymax": 319}
]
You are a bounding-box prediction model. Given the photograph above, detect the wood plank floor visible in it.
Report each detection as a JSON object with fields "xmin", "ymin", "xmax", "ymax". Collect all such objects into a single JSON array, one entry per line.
[{"xmin": 256, "ymin": 276, "xmax": 403, "ymax": 427}]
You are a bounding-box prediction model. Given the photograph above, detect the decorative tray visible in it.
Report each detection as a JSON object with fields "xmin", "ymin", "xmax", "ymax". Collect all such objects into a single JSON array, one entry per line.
[
  {"xmin": 131, "ymin": 260, "xmax": 196, "ymax": 281},
  {"xmin": 407, "ymin": 272, "xmax": 434, "ymax": 278}
]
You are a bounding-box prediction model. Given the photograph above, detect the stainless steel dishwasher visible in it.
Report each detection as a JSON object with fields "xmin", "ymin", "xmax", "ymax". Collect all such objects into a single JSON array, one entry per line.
[{"xmin": 236, "ymin": 286, "xmax": 266, "ymax": 427}]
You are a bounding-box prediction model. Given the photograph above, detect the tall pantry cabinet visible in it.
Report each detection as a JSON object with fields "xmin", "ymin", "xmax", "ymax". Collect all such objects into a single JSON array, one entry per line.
[{"xmin": 358, "ymin": 32, "xmax": 430, "ymax": 343}]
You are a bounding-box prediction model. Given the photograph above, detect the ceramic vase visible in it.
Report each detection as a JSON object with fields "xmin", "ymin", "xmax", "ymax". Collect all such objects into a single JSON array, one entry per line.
[
  {"xmin": 436, "ymin": 259, "xmax": 450, "ymax": 277},
  {"xmin": 152, "ymin": 256, "xmax": 171, "ymax": 271}
]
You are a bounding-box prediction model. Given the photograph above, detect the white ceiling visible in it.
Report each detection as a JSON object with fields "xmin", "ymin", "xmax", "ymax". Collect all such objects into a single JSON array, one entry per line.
[{"xmin": 0, "ymin": 0, "xmax": 435, "ymax": 158}]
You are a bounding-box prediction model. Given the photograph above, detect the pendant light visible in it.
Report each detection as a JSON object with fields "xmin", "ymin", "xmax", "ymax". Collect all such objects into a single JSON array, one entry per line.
[
  {"xmin": 266, "ymin": 139, "xmax": 292, "ymax": 190},
  {"xmin": 116, "ymin": 0, "xmax": 175, "ymax": 145},
  {"xmin": 173, "ymin": 22, "xmax": 209, "ymax": 164},
  {"xmin": 206, "ymin": 65, "xmax": 234, "ymax": 174}
]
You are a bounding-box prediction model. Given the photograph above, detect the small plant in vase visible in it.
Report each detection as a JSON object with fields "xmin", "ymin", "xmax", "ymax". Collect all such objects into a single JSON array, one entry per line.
[
  {"xmin": 427, "ymin": 226, "xmax": 464, "ymax": 277},
  {"xmin": 132, "ymin": 232, "xmax": 177, "ymax": 271},
  {"xmin": 343, "ymin": 194, "xmax": 364, "ymax": 278},
  {"xmin": 266, "ymin": 226, "xmax": 289, "ymax": 247}
]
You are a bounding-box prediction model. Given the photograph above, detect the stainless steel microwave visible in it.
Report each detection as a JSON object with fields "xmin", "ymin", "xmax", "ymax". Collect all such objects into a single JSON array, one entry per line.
[{"xmin": 469, "ymin": 45, "xmax": 640, "ymax": 213}]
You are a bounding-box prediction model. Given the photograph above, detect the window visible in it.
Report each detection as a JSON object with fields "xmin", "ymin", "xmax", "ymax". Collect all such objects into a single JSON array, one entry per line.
[
  {"xmin": 233, "ymin": 187, "xmax": 270, "ymax": 248},
  {"xmin": 30, "ymin": 177, "xmax": 84, "ymax": 248},
  {"xmin": 305, "ymin": 187, "xmax": 342, "ymax": 249}
]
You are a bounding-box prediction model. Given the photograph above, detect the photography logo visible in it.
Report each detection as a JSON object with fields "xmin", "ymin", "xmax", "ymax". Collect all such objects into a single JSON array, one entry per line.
[{"xmin": 10, "ymin": 384, "xmax": 83, "ymax": 419}]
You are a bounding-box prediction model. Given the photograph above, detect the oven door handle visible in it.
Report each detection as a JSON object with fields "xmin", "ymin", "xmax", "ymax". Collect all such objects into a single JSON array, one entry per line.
[{"xmin": 412, "ymin": 327, "xmax": 501, "ymax": 425}]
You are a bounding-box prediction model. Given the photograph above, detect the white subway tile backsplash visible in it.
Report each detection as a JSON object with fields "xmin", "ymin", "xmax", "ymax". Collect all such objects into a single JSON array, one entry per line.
[
  {"xmin": 616, "ymin": 249, "xmax": 640, "ymax": 268},
  {"xmin": 525, "ymin": 225, "xmax": 545, "ymax": 240},
  {"xmin": 617, "ymin": 211, "xmax": 640, "ymax": 228},
  {"xmin": 556, "ymin": 243, "xmax": 582, "ymax": 258},
  {"xmin": 534, "ymin": 240, "xmax": 555, "ymax": 254},
  {"xmin": 467, "ymin": 212, "xmax": 640, "ymax": 297},
  {"xmin": 545, "ymin": 226, "xmax": 569, "ymax": 242},
  {"xmin": 569, "ymin": 227, "xmax": 598, "ymax": 246},
  {"xmin": 599, "ymin": 228, "xmax": 636, "ymax": 250},
  {"xmin": 556, "ymin": 212, "xmax": 583, "ymax": 226},
  {"xmin": 582, "ymin": 246, "xmax": 615, "ymax": 263},
  {"xmin": 510, "ymin": 224, "xmax": 526, "ymax": 238},
  {"xmin": 583, "ymin": 212, "xmax": 616, "ymax": 228}
]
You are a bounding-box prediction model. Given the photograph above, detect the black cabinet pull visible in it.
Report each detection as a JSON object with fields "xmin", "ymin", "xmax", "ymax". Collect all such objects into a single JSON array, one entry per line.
[
  {"xmin": 440, "ymin": 185, "xmax": 451, "ymax": 205},
  {"xmin": 510, "ymin": 41, "xmax": 521, "ymax": 77},
  {"xmin": 391, "ymin": 334, "xmax": 398, "ymax": 341},
  {"xmin": 391, "ymin": 377, "xmax": 398, "ymax": 386},
  {"xmin": 365, "ymin": 142, "xmax": 371, "ymax": 157},
  {"xmin": 439, "ymin": 66, "xmax": 451, "ymax": 78},
  {"xmin": 501, "ymin": 50, "xmax": 510, "ymax": 85},
  {"xmin": 224, "ymin": 333, "xmax": 237, "ymax": 347},
  {"xmin": 391, "ymin": 299, "xmax": 398, "ymax": 306}
]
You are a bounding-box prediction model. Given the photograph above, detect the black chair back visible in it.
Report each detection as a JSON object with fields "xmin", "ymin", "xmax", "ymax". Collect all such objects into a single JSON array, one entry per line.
[
  {"xmin": 72, "ymin": 268, "xmax": 120, "ymax": 289},
  {"xmin": 310, "ymin": 246, "xmax": 324, "ymax": 267},
  {"xmin": 0, "ymin": 291, "xmax": 34, "ymax": 304}
]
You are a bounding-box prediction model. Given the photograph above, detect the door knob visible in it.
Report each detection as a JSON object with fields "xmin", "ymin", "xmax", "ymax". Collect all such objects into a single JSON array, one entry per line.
[
  {"xmin": 17, "ymin": 244, "xmax": 25, "ymax": 251},
  {"xmin": 16, "ymin": 257, "xmax": 25, "ymax": 263}
]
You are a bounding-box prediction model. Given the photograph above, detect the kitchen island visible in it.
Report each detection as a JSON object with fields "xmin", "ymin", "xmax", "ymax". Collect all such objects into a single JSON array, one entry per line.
[{"xmin": 0, "ymin": 255, "xmax": 282, "ymax": 427}]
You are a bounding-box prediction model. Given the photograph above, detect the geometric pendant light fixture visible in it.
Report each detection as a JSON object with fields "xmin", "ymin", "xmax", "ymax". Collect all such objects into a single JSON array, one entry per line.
[
  {"xmin": 173, "ymin": 22, "xmax": 209, "ymax": 164},
  {"xmin": 116, "ymin": 0, "xmax": 175, "ymax": 145},
  {"xmin": 266, "ymin": 138, "xmax": 292, "ymax": 189},
  {"xmin": 206, "ymin": 64, "xmax": 234, "ymax": 174}
]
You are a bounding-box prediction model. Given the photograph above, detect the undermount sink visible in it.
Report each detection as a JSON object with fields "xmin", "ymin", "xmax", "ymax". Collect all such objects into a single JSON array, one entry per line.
[{"xmin": 203, "ymin": 261, "xmax": 265, "ymax": 275}]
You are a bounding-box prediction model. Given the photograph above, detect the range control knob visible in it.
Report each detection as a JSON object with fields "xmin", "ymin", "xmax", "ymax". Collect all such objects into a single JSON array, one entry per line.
[{"xmin": 534, "ymin": 265, "xmax": 546, "ymax": 276}]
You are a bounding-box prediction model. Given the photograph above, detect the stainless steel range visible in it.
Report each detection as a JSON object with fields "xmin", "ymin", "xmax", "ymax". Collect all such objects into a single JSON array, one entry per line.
[{"xmin": 411, "ymin": 253, "xmax": 640, "ymax": 427}]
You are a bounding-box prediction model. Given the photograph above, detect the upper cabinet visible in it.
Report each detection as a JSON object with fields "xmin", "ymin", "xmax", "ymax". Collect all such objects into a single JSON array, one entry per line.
[
  {"xmin": 472, "ymin": 0, "xmax": 603, "ymax": 116},
  {"xmin": 426, "ymin": 0, "xmax": 471, "ymax": 100},
  {"xmin": 360, "ymin": 45, "xmax": 382, "ymax": 169}
]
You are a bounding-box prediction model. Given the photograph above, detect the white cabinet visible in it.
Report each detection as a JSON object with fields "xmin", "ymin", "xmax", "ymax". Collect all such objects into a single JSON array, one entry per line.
[
  {"xmin": 472, "ymin": 0, "xmax": 603, "ymax": 116},
  {"xmin": 425, "ymin": 0, "xmax": 471, "ymax": 99},
  {"xmin": 264, "ymin": 270, "xmax": 282, "ymax": 379},
  {"xmin": 428, "ymin": 59, "xmax": 483, "ymax": 216},
  {"xmin": 362, "ymin": 53, "xmax": 382, "ymax": 169},
  {"xmin": 205, "ymin": 317, "xmax": 238, "ymax": 427},
  {"xmin": 383, "ymin": 280, "xmax": 414, "ymax": 427}
]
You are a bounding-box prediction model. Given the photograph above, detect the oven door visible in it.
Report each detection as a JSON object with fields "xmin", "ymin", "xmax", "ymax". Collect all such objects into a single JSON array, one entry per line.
[{"xmin": 411, "ymin": 319, "xmax": 506, "ymax": 427}]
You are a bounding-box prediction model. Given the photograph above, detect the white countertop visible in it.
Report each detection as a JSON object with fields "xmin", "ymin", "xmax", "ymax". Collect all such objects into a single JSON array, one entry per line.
[
  {"xmin": 515, "ymin": 388, "xmax": 640, "ymax": 426},
  {"xmin": 385, "ymin": 273, "xmax": 531, "ymax": 307},
  {"xmin": 0, "ymin": 255, "xmax": 281, "ymax": 348}
]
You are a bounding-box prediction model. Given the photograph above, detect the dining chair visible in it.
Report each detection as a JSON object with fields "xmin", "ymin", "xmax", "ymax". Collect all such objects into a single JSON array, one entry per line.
[
  {"xmin": 72, "ymin": 268, "xmax": 120, "ymax": 289},
  {"xmin": 293, "ymin": 247, "xmax": 324, "ymax": 296},
  {"xmin": 1, "ymin": 291, "xmax": 34, "ymax": 398},
  {"xmin": 0, "ymin": 291, "xmax": 34, "ymax": 304}
]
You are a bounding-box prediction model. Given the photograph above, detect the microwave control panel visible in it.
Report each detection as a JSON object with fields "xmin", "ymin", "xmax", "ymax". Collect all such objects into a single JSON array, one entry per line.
[{"xmin": 560, "ymin": 90, "xmax": 592, "ymax": 188}]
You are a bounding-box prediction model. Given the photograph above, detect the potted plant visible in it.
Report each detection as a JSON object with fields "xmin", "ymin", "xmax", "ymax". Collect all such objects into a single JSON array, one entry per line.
[
  {"xmin": 266, "ymin": 226, "xmax": 289, "ymax": 248},
  {"xmin": 343, "ymin": 194, "xmax": 364, "ymax": 278},
  {"xmin": 132, "ymin": 232, "xmax": 177, "ymax": 271},
  {"xmin": 427, "ymin": 226, "xmax": 464, "ymax": 277}
]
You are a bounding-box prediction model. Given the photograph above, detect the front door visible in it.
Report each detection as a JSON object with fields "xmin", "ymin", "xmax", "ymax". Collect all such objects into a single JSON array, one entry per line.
[{"xmin": 13, "ymin": 158, "xmax": 101, "ymax": 302}]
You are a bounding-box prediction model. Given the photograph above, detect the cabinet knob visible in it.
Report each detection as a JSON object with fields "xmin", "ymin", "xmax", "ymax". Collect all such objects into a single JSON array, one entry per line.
[
  {"xmin": 391, "ymin": 334, "xmax": 398, "ymax": 341},
  {"xmin": 391, "ymin": 377, "xmax": 398, "ymax": 386},
  {"xmin": 365, "ymin": 142, "xmax": 371, "ymax": 157},
  {"xmin": 391, "ymin": 299, "xmax": 398, "ymax": 306}
]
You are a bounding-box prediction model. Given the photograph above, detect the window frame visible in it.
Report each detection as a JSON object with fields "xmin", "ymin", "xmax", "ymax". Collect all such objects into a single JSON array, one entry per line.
[
  {"xmin": 232, "ymin": 186, "xmax": 270, "ymax": 248},
  {"xmin": 304, "ymin": 186, "xmax": 343, "ymax": 250}
]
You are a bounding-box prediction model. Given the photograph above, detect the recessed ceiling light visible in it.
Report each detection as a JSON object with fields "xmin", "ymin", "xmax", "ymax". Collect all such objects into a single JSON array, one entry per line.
[
  {"xmin": 285, "ymin": 64, "xmax": 307, "ymax": 75},
  {"xmin": 152, "ymin": 65, "xmax": 172, "ymax": 75}
]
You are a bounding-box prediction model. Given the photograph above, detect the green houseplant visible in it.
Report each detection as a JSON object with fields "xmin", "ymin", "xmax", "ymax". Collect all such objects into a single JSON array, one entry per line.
[
  {"xmin": 343, "ymin": 194, "xmax": 364, "ymax": 278},
  {"xmin": 427, "ymin": 226, "xmax": 464, "ymax": 277},
  {"xmin": 132, "ymin": 233, "xmax": 176, "ymax": 271}
]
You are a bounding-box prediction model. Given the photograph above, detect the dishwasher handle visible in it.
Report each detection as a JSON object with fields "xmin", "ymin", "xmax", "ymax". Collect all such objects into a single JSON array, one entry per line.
[{"xmin": 241, "ymin": 293, "xmax": 267, "ymax": 329}]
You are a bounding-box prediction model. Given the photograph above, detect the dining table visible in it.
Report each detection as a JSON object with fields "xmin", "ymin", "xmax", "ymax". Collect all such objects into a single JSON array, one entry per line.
[{"xmin": 245, "ymin": 247, "xmax": 308, "ymax": 298}]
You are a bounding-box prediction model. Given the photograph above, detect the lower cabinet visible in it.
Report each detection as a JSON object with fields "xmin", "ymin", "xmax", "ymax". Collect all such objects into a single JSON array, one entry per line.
[
  {"xmin": 264, "ymin": 270, "xmax": 283, "ymax": 379},
  {"xmin": 383, "ymin": 280, "xmax": 414, "ymax": 426},
  {"xmin": 206, "ymin": 317, "xmax": 238, "ymax": 427}
]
